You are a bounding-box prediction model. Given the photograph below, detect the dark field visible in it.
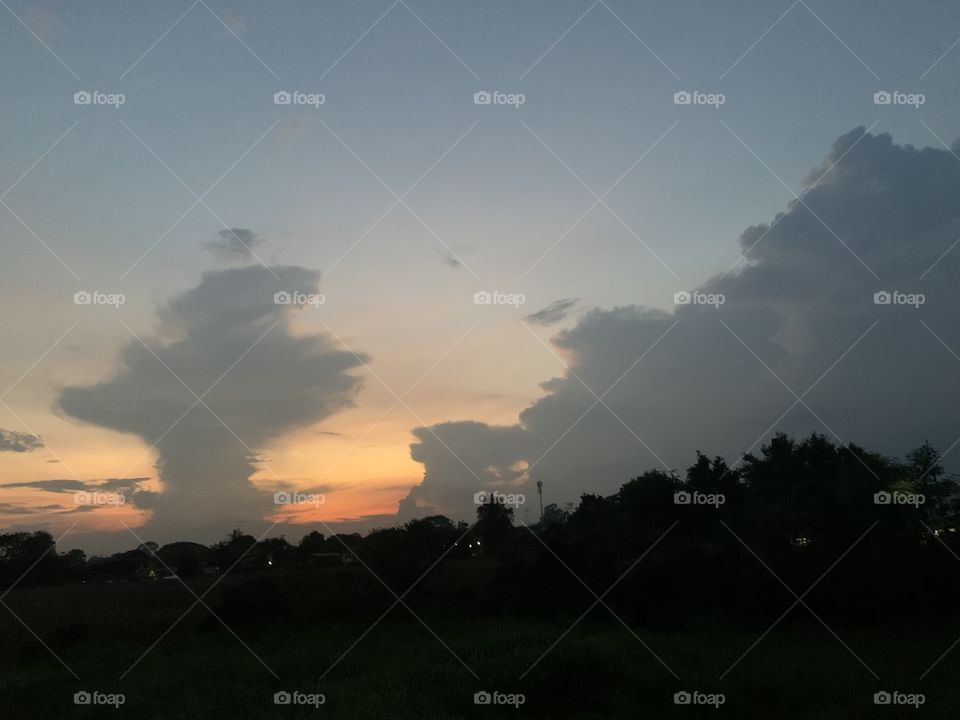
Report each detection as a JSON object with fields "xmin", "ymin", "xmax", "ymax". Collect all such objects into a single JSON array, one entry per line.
[{"xmin": 2, "ymin": 578, "xmax": 958, "ymax": 719}]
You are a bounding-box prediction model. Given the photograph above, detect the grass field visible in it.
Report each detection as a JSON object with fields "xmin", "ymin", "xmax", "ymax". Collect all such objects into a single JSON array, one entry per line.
[{"xmin": 1, "ymin": 580, "xmax": 959, "ymax": 718}]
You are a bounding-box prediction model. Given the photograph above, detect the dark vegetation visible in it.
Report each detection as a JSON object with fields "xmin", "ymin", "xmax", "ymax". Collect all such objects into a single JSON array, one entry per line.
[{"xmin": 2, "ymin": 433, "xmax": 960, "ymax": 718}]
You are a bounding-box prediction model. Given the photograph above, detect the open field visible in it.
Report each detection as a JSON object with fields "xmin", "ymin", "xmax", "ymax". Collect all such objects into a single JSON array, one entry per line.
[{"xmin": 2, "ymin": 580, "xmax": 958, "ymax": 719}]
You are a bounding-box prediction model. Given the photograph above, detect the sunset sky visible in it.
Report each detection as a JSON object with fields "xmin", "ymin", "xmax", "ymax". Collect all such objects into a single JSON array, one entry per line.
[{"xmin": 3, "ymin": 0, "xmax": 960, "ymax": 552}]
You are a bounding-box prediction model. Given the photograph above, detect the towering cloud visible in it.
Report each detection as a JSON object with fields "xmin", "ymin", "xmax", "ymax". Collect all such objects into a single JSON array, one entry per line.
[
  {"xmin": 59, "ymin": 264, "xmax": 366, "ymax": 540},
  {"xmin": 402, "ymin": 128, "xmax": 960, "ymax": 521}
]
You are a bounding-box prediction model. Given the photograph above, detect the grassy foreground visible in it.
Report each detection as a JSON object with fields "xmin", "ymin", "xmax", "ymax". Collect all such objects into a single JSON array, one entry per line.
[{"xmin": 2, "ymin": 583, "xmax": 959, "ymax": 719}]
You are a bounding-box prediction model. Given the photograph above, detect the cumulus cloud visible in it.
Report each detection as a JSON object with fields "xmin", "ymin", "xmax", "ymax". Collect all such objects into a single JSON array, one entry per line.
[
  {"xmin": 202, "ymin": 228, "xmax": 265, "ymax": 262},
  {"xmin": 0, "ymin": 428, "xmax": 44, "ymax": 453},
  {"xmin": 400, "ymin": 127, "xmax": 960, "ymax": 521},
  {"xmin": 59, "ymin": 264, "xmax": 367, "ymax": 541},
  {"xmin": 524, "ymin": 298, "xmax": 580, "ymax": 327}
]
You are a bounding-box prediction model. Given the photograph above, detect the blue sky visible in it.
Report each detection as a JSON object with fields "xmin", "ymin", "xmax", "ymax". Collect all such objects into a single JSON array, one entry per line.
[{"xmin": 3, "ymin": 0, "xmax": 960, "ymax": 548}]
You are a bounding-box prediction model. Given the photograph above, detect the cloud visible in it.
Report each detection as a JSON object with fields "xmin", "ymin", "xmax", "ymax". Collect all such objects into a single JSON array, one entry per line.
[
  {"xmin": 0, "ymin": 428, "xmax": 44, "ymax": 453},
  {"xmin": 202, "ymin": 228, "xmax": 265, "ymax": 263},
  {"xmin": 401, "ymin": 127, "xmax": 960, "ymax": 521},
  {"xmin": 524, "ymin": 298, "xmax": 580, "ymax": 327},
  {"xmin": 59, "ymin": 263, "xmax": 367, "ymax": 541},
  {"xmin": 435, "ymin": 245, "xmax": 471, "ymax": 269}
]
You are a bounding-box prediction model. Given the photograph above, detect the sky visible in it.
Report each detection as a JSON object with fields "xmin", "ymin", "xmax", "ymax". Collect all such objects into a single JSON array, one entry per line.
[{"xmin": 2, "ymin": 0, "xmax": 960, "ymax": 552}]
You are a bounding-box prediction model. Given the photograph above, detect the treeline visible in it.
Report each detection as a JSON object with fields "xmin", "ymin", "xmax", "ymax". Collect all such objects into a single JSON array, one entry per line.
[{"xmin": 2, "ymin": 433, "xmax": 959, "ymax": 626}]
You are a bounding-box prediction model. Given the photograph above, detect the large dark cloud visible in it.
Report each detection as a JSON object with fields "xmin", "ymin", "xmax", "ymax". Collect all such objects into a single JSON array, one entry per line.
[
  {"xmin": 59, "ymin": 264, "xmax": 367, "ymax": 541},
  {"xmin": 401, "ymin": 127, "xmax": 960, "ymax": 521}
]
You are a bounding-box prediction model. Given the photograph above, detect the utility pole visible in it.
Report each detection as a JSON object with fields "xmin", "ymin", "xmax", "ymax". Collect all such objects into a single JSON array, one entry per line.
[{"xmin": 536, "ymin": 480, "xmax": 543, "ymax": 521}]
